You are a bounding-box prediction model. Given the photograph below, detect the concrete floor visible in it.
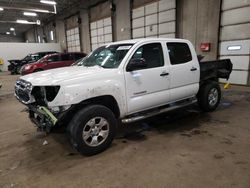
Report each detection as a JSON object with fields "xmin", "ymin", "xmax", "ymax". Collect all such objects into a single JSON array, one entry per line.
[{"xmin": 0, "ymin": 71, "xmax": 250, "ymax": 188}]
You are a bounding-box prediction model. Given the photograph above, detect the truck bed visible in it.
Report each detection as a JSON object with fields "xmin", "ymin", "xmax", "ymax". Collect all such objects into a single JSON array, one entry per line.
[{"xmin": 199, "ymin": 59, "xmax": 233, "ymax": 82}]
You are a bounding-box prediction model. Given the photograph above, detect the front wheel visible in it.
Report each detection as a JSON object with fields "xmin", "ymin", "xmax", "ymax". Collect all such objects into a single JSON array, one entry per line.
[
  {"xmin": 197, "ymin": 82, "xmax": 221, "ymax": 112},
  {"xmin": 67, "ymin": 105, "xmax": 117, "ymax": 155}
]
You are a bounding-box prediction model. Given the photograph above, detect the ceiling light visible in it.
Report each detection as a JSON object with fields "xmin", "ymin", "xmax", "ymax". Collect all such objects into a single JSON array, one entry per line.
[
  {"xmin": 16, "ymin": 19, "xmax": 37, "ymax": 25},
  {"xmin": 35, "ymin": 9, "xmax": 50, "ymax": 13},
  {"xmin": 0, "ymin": 7, "xmax": 3, "ymax": 11},
  {"xmin": 16, "ymin": 19, "xmax": 29, "ymax": 24},
  {"xmin": 10, "ymin": 27, "xmax": 15, "ymax": 31},
  {"xmin": 40, "ymin": 0, "xmax": 57, "ymax": 5},
  {"xmin": 6, "ymin": 32, "xmax": 10, "ymax": 35},
  {"xmin": 23, "ymin": 12, "xmax": 37, "ymax": 16}
]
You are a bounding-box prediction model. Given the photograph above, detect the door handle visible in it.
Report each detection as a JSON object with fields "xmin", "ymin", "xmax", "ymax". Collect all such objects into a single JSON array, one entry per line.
[
  {"xmin": 190, "ymin": 67, "xmax": 197, "ymax": 71},
  {"xmin": 160, "ymin": 72, "xmax": 169, "ymax": 77}
]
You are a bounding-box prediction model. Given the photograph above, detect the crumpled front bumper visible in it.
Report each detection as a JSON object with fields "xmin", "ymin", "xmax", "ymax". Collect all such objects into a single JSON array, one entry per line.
[{"xmin": 28, "ymin": 105, "xmax": 58, "ymax": 132}]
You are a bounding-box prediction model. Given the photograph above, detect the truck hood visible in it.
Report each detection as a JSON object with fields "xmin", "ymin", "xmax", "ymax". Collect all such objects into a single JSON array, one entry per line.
[{"xmin": 20, "ymin": 66, "xmax": 115, "ymax": 86}]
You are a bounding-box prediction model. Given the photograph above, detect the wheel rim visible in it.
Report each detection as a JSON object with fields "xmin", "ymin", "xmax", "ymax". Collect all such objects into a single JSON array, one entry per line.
[
  {"xmin": 208, "ymin": 88, "xmax": 218, "ymax": 106},
  {"xmin": 82, "ymin": 117, "xmax": 109, "ymax": 147}
]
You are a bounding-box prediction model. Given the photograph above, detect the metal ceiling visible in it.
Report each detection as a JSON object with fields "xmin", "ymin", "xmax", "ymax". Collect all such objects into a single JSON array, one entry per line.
[{"xmin": 0, "ymin": 0, "xmax": 81, "ymax": 36}]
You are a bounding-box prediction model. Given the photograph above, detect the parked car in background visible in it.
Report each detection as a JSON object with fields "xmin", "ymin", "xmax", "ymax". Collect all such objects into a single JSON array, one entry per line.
[
  {"xmin": 20, "ymin": 52, "xmax": 87, "ymax": 75},
  {"xmin": 8, "ymin": 51, "xmax": 58, "ymax": 75}
]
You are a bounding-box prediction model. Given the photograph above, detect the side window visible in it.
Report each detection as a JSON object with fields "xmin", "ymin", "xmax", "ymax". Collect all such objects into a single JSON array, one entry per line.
[
  {"xmin": 74, "ymin": 53, "xmax": 84, "ymax": 60},
  {"xmin": 131, "ymin": 43, "xmax": 164, "ymax": 69},
  {"xmin": 47, "ymin": 55, "xmax": 60, "ymax": 62},
  {"xmin": 61, "ymin": 54, "xmax": 70, "ymax": 61},
  {"xmin": 167, "ymin": 42, "xmax": 192, "ymax": 65}
]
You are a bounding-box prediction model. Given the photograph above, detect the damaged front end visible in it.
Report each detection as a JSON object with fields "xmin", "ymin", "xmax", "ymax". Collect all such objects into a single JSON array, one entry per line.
[{"xmin": 15, "ymin": 79, "xmax": 68, "ymax": 132}]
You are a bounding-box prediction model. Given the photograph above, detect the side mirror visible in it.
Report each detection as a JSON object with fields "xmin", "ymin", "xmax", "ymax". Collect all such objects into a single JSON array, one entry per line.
[{"xmin": 126, "ymin": 58, "xmax": 147, "ymax": 71}]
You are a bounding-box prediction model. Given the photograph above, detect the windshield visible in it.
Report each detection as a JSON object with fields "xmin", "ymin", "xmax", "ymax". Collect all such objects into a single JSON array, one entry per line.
[
  {"xmin": 22, "ymin": 54, "xmax": 32, "ymax": 61},
  {"xmin": 76, "ymin": 44, "xmax": 133, "ymax": 68},
  {"xmin": 22, "ymin": 54, "xmax": 40, "ymax": 62}
]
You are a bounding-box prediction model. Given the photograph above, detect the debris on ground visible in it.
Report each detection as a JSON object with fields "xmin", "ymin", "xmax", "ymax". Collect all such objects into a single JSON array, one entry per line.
[
  {"xmin": 180, "ymin": 129, "xmax": 208, "ymax": 137},
  {"xmin": 220, "ymin": 137, "xmax": 233, "ymax": 145},
  {"xmin": 214, "ymin": 154, "xmax": 225, "ymax": 159},
  {"xmin": 42, "ymin": 140, "xmax": 49, "ymax": 146},
  {"xmin": 10, "ymin": 161, "xmax": 21, "ymax": 170}
]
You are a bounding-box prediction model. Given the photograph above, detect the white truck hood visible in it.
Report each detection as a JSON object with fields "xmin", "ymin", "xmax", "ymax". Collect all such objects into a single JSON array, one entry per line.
[{"xmin": 20, "ymin": 66, "xmax": 114, "ymax": 86}]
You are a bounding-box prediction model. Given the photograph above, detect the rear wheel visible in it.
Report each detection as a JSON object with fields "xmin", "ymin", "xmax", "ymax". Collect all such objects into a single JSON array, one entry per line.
[
  {"xmin": 198, "ymin": 82, "xmax": 221, "ymax": 112},
  {"xmin": 67, "ymin": 105, "xmax": 117, "ymax": 155}
]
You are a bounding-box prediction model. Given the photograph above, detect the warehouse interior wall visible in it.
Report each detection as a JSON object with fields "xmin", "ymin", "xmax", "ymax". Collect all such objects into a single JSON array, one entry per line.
[
  {"xmin": 113, "ymin": 0, "xmax": 131, "ymax": 41},
  {"xmin": 55, "ymin": 20, "xmax": 67, "ymax": 51},
  {"xmin": 23, "ymin": 0, "xmax": 222, "ymax": 61},
  {"xmin": 80, "ymin": 9, "xmax": 91, "ymax": 53},
  {"xmin": 177, "ymin": 0, "xmax": 221, "ymax": 61},
  {"xmin": 0, "ymin": 34, "xmax": 25, "ymax": 43}
]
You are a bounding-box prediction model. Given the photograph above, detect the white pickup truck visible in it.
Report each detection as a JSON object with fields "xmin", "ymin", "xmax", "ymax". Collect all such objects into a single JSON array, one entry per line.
[{"xmin": 15, "ymin": 38, "xmax": 232, "ymax": 155}]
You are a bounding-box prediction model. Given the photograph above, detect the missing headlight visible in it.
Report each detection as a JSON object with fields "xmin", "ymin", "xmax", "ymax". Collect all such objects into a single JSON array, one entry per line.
[{"xmin": 45, "ymin": 86, "xmax": 60, "ymax": 102}]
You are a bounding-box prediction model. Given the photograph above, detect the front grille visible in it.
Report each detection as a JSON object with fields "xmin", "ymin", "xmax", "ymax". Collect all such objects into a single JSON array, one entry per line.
[
  {"xmin": 15, "ymin": 88, "xmax": 30, "ymax": 102},
  {"xmin": 15, "ymin": 79, "xmax": 32, "ymax": 103}
]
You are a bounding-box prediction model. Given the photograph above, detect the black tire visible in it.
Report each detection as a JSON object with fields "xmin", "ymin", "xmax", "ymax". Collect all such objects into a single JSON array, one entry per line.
[
  {"xmin": 197, "ymin": 82, "xmax": 221, "ymax": 112},
  {"xmin": 67, "ymin": 105, "xmax": 117, "ymax": 156}
]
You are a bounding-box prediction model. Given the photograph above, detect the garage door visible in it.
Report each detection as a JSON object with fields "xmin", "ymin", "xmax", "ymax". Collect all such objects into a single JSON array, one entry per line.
[
  {"xmin": 90, "ymin": 17, "xmax": 112, "ymax": 50},
  {"xmin": 219, "ymin": 0, "xmax": 250, "ymax": 85},
  {"xmin": 132, "ymin": 0, "xmax": 176, "ymax": 39},
  {"xmin": 66, "ymin": 27, "xmax": 81, "ymax": 52}
]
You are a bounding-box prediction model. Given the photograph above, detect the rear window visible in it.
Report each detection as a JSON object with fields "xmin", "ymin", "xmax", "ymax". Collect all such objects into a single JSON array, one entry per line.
[
  {"xmin": 74, "ymin": 53, "xmax": 85, "ymax": 60},
  {"xmin": 167, "ymin": 42, "xmax": 192, "ymax": 65}
]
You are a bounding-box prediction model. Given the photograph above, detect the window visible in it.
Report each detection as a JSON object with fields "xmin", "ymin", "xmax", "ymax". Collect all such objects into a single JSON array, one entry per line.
[
  {"xmin": 131, "ymin": 43, "xmax": 164, "ymax": 69},
  {"xmin": 48, "ymin": 55, "xmax": 60, "ymax": 62},
  {"xmin": 74, "ymin": 53, "xmax": 85, "ymax": 60},
  {"xmin": 61, "ymin": 54, "xmax": 70, "ymax": 61},
  {"xmin": 77, "ymin": 44, "xmax": 133, "ymax": 68},
  {"xmin": 167, "ymin": 42, "xmax": 192, "ymax": 65}
]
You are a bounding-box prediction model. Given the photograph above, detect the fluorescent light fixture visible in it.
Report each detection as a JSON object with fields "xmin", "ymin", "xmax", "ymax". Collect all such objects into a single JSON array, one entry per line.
[
  {"xmin": 38, "ymin": 35, "xmax": 41, "ymax": 43},
  {"xmin": 23, "ymin": 12, "xmax": 37, "ymax": 16},
  {"xmin": 0, "ymin": 7, "xmax": 3, "ymax": 11},
  {"xmin": 16, "ymin": 19, "xmax": 29, "ymax": 24},
  {"xmin": 227, "ymin": 45, "xmax": 241, "ymax": 51},
  {"xmin": 50, "ymin": 30, "xmax": 54, "ymax": 41},
  {"xmin": 6, "ymin": 32, "xmax": 10, "ymax": 34},
  {"xmin": 35, "ymin": 9, "xmax": 50, "ymax": 13},
  {"xmin": 40, "ymin": 0, "xmax": 57, "ymax": 5},
  {"xmin": 10, "ymin": 27, "xmax": 15, "ymax": 31}
]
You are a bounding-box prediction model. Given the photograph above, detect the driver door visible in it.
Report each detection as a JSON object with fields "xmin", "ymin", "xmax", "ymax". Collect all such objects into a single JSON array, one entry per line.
[{"xmin": 124, "ymin": 42, "xmax": 170, "ymax": 114}]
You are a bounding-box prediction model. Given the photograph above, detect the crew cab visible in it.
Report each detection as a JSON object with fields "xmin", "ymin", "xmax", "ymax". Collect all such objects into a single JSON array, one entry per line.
[
  {"xmin": 15, "ymin": 38, "xmax": 232, "ymax": 155},
  {"xmin": 20, "ymin": 52, "xmax": 87, "ymax": 75}
]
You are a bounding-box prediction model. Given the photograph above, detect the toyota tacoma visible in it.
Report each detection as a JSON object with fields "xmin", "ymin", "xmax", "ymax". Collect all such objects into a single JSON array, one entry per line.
[{"xmin": 15, "ymin": 38, "xmax": 232, "ymax": 155}]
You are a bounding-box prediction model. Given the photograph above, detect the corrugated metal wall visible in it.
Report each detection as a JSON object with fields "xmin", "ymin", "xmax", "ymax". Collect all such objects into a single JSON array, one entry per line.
[
  {"xmin": 90, "ymin": 1, "xmax": 113, "ymax": 50},
  {"xmin": 65, "ymin": 15, "xmax": 81, "ymax": 52},
  {"xmin": 219, "ymin": 0, "xmax": 250, "ymax": 85},
  {"xmin": 132, "ymin": 0, "xmax": 176, "ymax": 39}
]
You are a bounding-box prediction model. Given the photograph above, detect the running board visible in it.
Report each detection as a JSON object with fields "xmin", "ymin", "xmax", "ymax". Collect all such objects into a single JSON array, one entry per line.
[{"xmin": 121, "ymin": 99, "xmax": 197, "ymax": 124}]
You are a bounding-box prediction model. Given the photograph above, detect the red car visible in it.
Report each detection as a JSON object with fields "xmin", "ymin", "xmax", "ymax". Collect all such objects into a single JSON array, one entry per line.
[{"xmin": 21, "ymin": 52, "xmax": 87, "ymax": 75}]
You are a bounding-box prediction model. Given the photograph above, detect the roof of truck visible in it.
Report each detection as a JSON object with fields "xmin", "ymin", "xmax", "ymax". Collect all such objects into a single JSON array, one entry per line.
[{"xmin": 107, "ymin": 38, "xmax": 188, "ymax": 45}]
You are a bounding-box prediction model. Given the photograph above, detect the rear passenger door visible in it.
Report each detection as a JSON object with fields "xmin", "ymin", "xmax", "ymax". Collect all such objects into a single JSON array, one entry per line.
[
  {"xmin": 166, "ymin": 42, "xmax": 199, "ymax": 101},
  {"xmin": 125, "ymin": 42, "xmax": 170, "ymax": 114}
]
